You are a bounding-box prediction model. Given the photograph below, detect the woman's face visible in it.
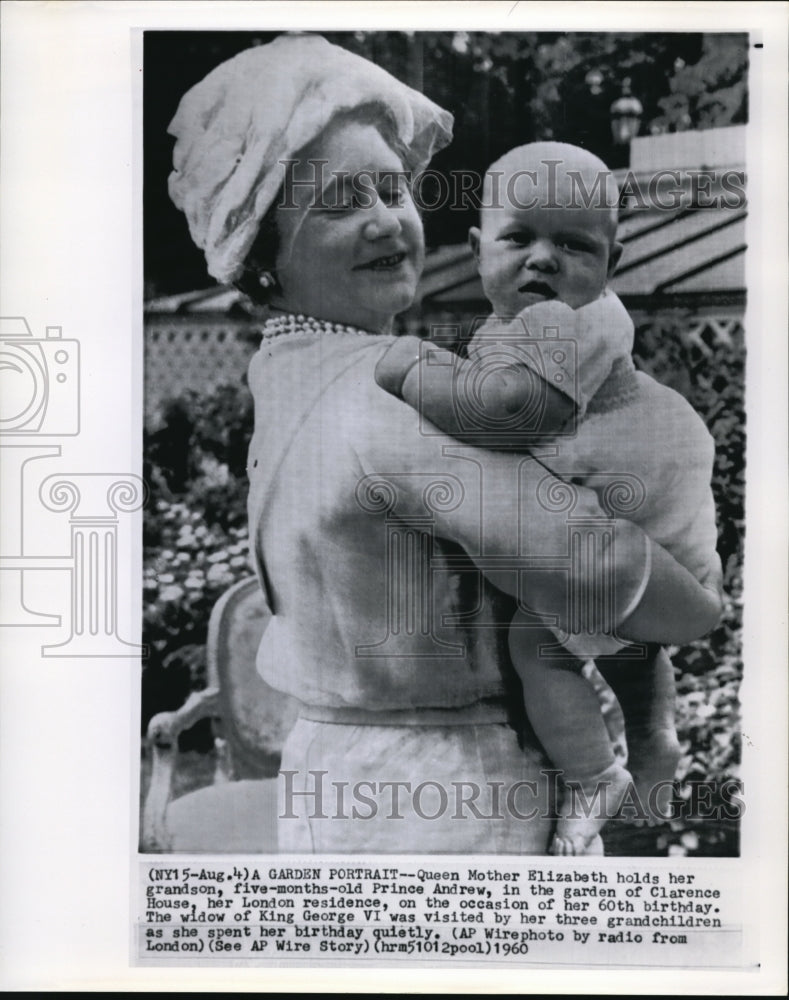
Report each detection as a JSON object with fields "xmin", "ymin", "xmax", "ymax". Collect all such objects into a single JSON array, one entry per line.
[{"xmin": 271, "ymin": 121, "xmax": 425, "ymax": 334}]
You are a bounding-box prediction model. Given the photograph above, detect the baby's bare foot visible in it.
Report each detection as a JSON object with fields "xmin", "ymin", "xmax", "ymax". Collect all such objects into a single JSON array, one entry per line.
[
  {"xmin": 550, "ymin": 764, "xmax": 630, "ymax": 856},
  {"xmin": 627, "ymin": 728, "xmax": 682, "ymax": 824}
]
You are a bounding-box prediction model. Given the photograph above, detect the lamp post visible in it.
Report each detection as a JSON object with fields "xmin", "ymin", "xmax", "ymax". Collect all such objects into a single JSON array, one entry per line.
[
  {"xmin": 610, "ymin": 77, "xmax": 644, "ymax": 162},
  {"xmin": 566, "ymin": 69, "xmax": 611, "ymax": 160},
  {"xmin": 585, "ymin": 68, "xmax": 604, "ymax": 96}
]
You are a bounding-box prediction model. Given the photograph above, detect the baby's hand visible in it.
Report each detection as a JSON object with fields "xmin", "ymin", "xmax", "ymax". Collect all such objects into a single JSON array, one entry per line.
[
  {"xmin": 374, "ymin": 335, "xmax": 423, "ymax": 398},
  {"xmin": 517, "ymin": 299, "xmax": 578, "ymax": 339}
]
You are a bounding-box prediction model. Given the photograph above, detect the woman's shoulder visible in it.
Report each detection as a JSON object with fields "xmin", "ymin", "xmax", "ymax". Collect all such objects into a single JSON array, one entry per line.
[
  {"xmin": 248, "ymin": 331, "xmax": 396, "ymax": 389},
  {"xmin": 248, "ymin": 332, "xmax": 418, "ymax": 450}
]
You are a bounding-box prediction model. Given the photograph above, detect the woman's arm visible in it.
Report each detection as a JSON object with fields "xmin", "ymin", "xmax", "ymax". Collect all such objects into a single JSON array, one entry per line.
[
  {"xmin": 356, "ymin": 371, "xmax": 721, "ymax": 651},
  {"xmin": 484, "ymin": 526, "xmax": 722, "ymax": 651},
  {"xmin": 375, "ymin": 293, "xmax": 636, "ymax": 446},
  {"xmin": 375, "ymin": 334, "xmax": 575, "ymax": 446}
]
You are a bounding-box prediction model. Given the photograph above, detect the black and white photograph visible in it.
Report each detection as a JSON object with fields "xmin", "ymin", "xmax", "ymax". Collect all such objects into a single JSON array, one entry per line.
[
  {"xmin": 0, "ymin": 1, "xmax": 786, "ymax": 992},
  {"xmin": 141, "ymin": 28, "xmax": 746, "ymax": 859}
]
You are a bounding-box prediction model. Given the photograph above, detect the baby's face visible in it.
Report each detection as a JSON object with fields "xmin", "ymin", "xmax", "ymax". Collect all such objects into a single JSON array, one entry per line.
[{"xmin": 470, "ymin": 169, "xmax": 621, "ymax": 314}]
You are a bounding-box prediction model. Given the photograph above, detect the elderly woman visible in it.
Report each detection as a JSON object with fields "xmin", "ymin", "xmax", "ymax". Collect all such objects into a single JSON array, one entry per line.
[{"xmin": 168, "ymin": 34, "xmax": 720, "ymax": 854}]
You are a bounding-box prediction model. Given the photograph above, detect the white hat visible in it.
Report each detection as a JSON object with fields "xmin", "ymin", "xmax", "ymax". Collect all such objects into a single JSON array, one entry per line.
[{"xmin": 168, "ymin": 33, "xmax": 453, "ymax": 284}]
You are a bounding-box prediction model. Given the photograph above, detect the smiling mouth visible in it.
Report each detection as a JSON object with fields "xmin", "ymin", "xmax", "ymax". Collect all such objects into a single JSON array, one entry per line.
[
  {"xmin": 518, "ymin": 280, "xmax": 557, "ymax": 300},
  {"xmin": 356, "ymin": 252, "xmax": 407, "ymax": 271}
]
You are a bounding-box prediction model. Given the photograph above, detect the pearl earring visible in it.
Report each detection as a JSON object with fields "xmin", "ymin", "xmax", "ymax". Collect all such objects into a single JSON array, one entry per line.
[{"xmin": 258, "ymin": 271, "xmax": 275, "ymax": 290}]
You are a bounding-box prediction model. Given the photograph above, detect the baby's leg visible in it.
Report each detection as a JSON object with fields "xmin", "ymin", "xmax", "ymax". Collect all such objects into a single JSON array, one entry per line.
[
  {"xmin": 509, "ymin": 613, "xmax": 631, "ymax": 856},
  {"xmin": 597, "ymin": 645, "xmax": 681, "ymax": 823}
]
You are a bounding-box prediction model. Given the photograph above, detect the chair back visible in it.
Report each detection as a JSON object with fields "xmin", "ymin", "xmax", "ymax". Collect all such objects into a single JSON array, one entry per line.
[{"xmin": 206, "ymin": 576, "xmax": 300, "ymax": 779}]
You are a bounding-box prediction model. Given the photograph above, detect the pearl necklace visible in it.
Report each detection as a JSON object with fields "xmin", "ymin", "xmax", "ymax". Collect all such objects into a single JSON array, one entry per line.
[{"xmin": 261, "ymin": 311, "xmax": 377, "ymax": 342}]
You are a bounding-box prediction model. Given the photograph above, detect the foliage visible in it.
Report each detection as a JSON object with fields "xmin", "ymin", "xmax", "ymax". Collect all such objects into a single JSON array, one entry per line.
[
  {"xmin": 144, "ymin": 384, "xmax": 253, "ymax": 531},
  {"xmin": 330, "ymin": 30, "xmax": 747, "ymax": 144},
  {"xmin": 652, "ymin": 35, "xmax": 749, "ymax": 134},
  {"xmin": 142, "ymin": 385, "xmax": 254, "ymax": 734},
  {"xmin": 141, "ymin": 499, "xmax": 252, "ymax": 736},
  {"xmin": 627, "ymin": 315, "xmax": 744, "ymax": 857},
  {"xmin": 325, "ymin": 32, "xmax": 749, "ymax": 242}
]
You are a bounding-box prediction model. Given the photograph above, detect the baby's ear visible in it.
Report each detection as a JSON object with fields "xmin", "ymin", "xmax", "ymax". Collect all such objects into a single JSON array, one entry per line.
[
  {"xmin": 607, "ymin": 241, "xmax": 624, "ymax": 278},
  {"xmin": 468, "ymin": 226, "xmax": 481, "ymax": 263}
]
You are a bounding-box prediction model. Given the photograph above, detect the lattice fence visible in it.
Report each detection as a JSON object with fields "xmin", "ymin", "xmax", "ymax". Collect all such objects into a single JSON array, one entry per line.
[
  {"xmin": 144, "ymin": 309, "xmax": 745, "ymax": 425},
  {"xmin": 145, "ymin": 319, "xmax": 261, "ymax": 424}
]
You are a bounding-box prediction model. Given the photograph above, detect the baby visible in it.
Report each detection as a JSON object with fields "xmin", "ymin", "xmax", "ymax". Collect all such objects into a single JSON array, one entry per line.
[{"xmin": 376, "ymin": 142, "xmax": 723, "ymax": 855}]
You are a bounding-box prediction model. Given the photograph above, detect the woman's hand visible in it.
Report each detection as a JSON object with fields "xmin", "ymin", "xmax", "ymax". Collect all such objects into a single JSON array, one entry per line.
[{"xmin": 617, "ymin": 539, "xmax": 724, "ymax": 646}]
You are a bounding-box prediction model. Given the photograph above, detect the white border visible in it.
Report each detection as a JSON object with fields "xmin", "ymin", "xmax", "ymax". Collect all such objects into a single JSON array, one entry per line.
[{"xmin": 0, "ymin": 1, "xmax": 786, "ymax": 993}]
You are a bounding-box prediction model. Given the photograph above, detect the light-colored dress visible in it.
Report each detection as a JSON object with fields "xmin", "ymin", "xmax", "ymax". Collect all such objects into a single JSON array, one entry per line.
[{"xmin": 246, "ymin": 327, "xmax": 652, "ymax": 852}]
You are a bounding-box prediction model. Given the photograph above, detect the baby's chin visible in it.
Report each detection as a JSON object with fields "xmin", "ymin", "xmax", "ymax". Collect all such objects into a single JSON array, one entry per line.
[
  {"xmin": 517, "ymin": 290, "xmax": 557, "ymax": 308},
  {"xmin": 491, "ymin": 292, "xmax": 562, "ymax": 317},
  {"xmin": 510, "ymin": 290, "xmax": 606, "ymax": 312}
]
